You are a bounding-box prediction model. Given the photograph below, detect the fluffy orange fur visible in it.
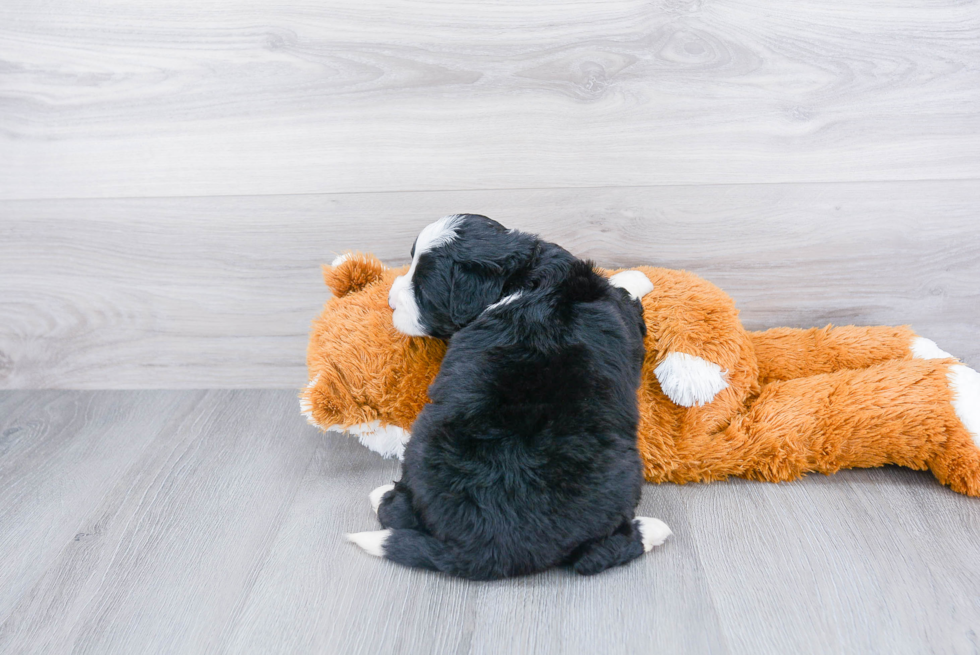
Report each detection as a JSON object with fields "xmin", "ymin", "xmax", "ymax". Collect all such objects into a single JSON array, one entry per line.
[{"xmin": 304, "ymin": 253, "xmax": 980, "ymax": 497}]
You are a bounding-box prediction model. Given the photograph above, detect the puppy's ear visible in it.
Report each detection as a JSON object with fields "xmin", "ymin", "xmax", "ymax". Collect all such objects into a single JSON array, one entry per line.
[
  {"xmin": 451, "ymin": 220, "xmax": 537, "ymax": 275},
  {"xmin": 323, "ymin": 252, "xmax": 387, "ymax": 297},
  {"xmin": 448, "ymin": 262, "xmax": 508, "ymax": 327},
  {"xmin": 444, "ymin": 223, "xmax": 538, "ymax": 328}
]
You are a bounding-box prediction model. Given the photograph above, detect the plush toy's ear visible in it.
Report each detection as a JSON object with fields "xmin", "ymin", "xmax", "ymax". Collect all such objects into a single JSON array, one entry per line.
[{"xmin": 323, "ymin": 252, "xmax": 387, "ymax": 297}]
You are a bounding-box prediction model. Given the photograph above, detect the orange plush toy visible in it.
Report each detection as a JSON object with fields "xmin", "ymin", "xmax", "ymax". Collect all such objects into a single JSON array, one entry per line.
[{"xmin": 302, "ymin": 252, "xmax": 980, "ymax": 497}]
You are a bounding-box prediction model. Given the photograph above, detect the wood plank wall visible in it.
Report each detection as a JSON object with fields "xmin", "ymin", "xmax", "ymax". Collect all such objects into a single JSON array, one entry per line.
[{"xmin": 1, "ymin": 0, "xmax": 978, "ymax": 388}]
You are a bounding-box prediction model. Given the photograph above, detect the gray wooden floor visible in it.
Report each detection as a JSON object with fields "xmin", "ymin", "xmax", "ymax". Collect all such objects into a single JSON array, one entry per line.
[{"xmin": 1, "ymin": 389, "xmax": 979, "ymax": 655}]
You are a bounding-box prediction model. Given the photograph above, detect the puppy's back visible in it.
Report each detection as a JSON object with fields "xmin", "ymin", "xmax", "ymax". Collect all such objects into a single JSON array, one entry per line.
[{"xmin": 396, "ymin": 260, "xmax": 647, "ymax": 577}]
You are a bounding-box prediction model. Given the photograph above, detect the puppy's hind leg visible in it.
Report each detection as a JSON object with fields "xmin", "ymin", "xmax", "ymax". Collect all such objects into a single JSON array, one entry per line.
[
  {"xmin": 373, "ymin": 482, "xmax": 420, "ymax": 530},
  {"xmin": 347, "ymin": 528, "xmax": 469, "ymax": 577},
  {"xmin": 569, "ymin": 517, "xmax": 671, "ymax": 576},
  {"xmin": 368, "ymin": 483, "xmax": 395, "ymax": 513}
]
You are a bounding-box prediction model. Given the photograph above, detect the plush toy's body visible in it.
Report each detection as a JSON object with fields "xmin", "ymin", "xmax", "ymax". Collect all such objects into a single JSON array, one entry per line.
[{"xmin": 303, "ymin": 253, "xmax": 980, "ymax": 497}]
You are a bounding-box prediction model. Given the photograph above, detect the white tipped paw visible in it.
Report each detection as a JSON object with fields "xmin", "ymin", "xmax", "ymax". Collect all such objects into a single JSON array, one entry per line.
[
  {"xmin": 369, "ymin": 483, "xmax": 395, "ymax": 514},
  {"xmin": 635, "ymin": 517, "xmax": 672, "ymax": 552},
  {"xmin": 911, "ymin": 337, "xmax": 956, "ymax": 360},
  {"xmin": 346, "ymin": 529, "xmax": 391, "ymax": 557},
  {"xmin": 609, "ymin": 270, "xmax": 654, "ymax": 300},
  {"xmin": 326, "ymin": 421, "xmax": 412, "ymax": 460},
  {"xmin": 300, "ymin": 374, "xmax": 321, "ymax": 425},
  {"xmin": 654, "ymin": 352, "xmax": 729, "ymax": 407},
  {"xmin": 949, "ymin": 365, "xmax": 980, "ymax": 447}
]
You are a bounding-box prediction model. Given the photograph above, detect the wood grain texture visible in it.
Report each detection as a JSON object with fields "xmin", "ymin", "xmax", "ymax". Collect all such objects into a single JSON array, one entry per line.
[
  {"xmin": 2, "ymin": 390, "xmax": 979, "ymax": 654},
  {"xmin": 685, "ymin": 470, "xmax": 980, "ymax": 654},
  {"xmin": 1, "ymin": 180, "xmax": 978, "ymax": 389},
  {"xmin": 1, "ymin": 0, "xmax": 979, "ymax": 199},
  {"xmin": 0, "ymin": 390, "xmax": 195, "ymax": 621},
  {"xmin": 3, "ymin": 1, "xmax": 978, "ymax": 650},
  {"xmin": 0, "ymin": 389, "xmax": 319, "ymax": 654}
]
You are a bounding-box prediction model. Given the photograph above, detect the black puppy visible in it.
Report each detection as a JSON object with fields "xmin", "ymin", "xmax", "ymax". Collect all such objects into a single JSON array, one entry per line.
[{"xmin": 347, "ymin": 214, "xmax": 670, "ymax": 579}]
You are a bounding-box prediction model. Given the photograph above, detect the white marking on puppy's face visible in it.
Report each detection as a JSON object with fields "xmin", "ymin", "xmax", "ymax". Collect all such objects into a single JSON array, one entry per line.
[
  {"xmin": 346, "ymin": 529, "xmax": 391, "ymax": 557},
  {"xmin": 911, "ymin": 337, "xmax": 956, "ymax": 360},
  {"xmin": 609, "ymin": 270, "xmax": 654, "ymax": 300},
  {"xmin": 389, "ymin": 215, "xmax": 466, "ymax": 336},
  {"xmin": 634, "ymin": 517, "xmax": 672, "ymax": 552},
  {"xmin": 369, "ymin": 483, "xmax": 396, "ymax": 514},
  {"xmin": 654, "ymin": 352, "xmax": 729, "ymax": 407},
  {"xmin": 949, "ymin": 364, "xmax": 980, "ymax": 447}
]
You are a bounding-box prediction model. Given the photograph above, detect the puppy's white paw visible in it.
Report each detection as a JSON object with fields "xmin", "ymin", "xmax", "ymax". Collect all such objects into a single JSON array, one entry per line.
[
  {"xmin": 330, "ymin": 252, "xmax": 352, "ymax": 267},
  {"xmin": 369, "ymin": 483, "xmax": 396, "ymax": 514},
  {"xmin": 346, "ymin": 529, "xmax": 391, "ymax": 557},
  {"xmin": 654, "ymin": 352, "xmax": 729, "ymax": 407},
  {"xmin": 635, "ymin": 517, "xmax": 672, "ymax": 552},
  {"xmin": 911, "ymin": 336, "xmax": 956, "ymax": 360},
  {"xmin": 609, "ymin": 270, "xmax": 654, "ymax": 300},
  {"xmin": 949, "ymin": 365, "xmax": 980, "ymax": 447}
]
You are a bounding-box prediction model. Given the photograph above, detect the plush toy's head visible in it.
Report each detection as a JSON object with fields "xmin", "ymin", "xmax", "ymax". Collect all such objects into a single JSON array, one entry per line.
[
  {"xmin": 302, "ymin": 250, "xmax": 630, "ymax": 458},
  {"xmin": 301, "ymin": 252, "xmax": 446, "ymax": 458}
]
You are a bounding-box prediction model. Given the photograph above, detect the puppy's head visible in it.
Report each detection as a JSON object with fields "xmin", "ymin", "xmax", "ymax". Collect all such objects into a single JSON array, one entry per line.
[{"xmin": 388, "ymin": 214, "xmax": 536, "ymax": 339}]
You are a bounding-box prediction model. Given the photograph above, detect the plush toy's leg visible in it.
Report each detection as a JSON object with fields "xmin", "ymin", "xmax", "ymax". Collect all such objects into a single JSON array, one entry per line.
[
  {"xmin": 681, "ymin": 359, "xmax": 980, "ymax": 496},
  {"xmin": 566, "ymin": 517, "xmax": 671, "ymax": 575},
  {"xmin": 934, "ymin": 365, "xmax": 980, "ymax": 495},
  {"xmin": 328, "ymin": 421, "xmax": 411, "ymax": 460},
  {"xmin": 748, "ymin": 325, "xmax": 948, "ymax": 384},
  {"xmin": 373, "ymin": 483, "xmax": 421, "ymax": 530}
]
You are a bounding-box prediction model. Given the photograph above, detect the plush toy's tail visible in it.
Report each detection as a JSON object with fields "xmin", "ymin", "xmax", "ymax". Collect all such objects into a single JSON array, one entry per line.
[{"xmin": 698, "ymin": 359, "xmax": 980, "ymax": 496}]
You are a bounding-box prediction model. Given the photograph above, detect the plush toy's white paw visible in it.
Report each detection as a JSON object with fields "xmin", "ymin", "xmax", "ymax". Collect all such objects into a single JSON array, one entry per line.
[
  {"xmin": 654, "ymin": 352, "xmax": 729, "ymax": 407},
  {"xmin": 634, "ymin": 517, "xmax": 672, "ymax": 552},
  {"xmin": 346, "ymin": 529, "xmax": 391, "ymax": 557},
  {"xmin": 949, "ymin": 365, "xmax": 980, "ymax": 447},
  {"xmin": 299, "ymin": 374, "xmax": 321, "ymax": 425},
  {"xmin": 911, "ymin": 337, "xmax": 956, "ymax": 360},
  {"xmin": 609, "ymin": 270, "xmax": 654, "ymax": 300},
  {"xmin": 369, "ymin": 483, "xmax": 396, "ymax": 514},
  {"xmin": 326, "ymin": 421, "xmax": 412, "ymax": 460}
]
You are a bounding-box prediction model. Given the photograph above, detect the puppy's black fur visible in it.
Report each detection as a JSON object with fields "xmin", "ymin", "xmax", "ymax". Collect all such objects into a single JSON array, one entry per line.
[{"xmin": 375, "ymin": 215, "xmax": 650, "ymax": 579}]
